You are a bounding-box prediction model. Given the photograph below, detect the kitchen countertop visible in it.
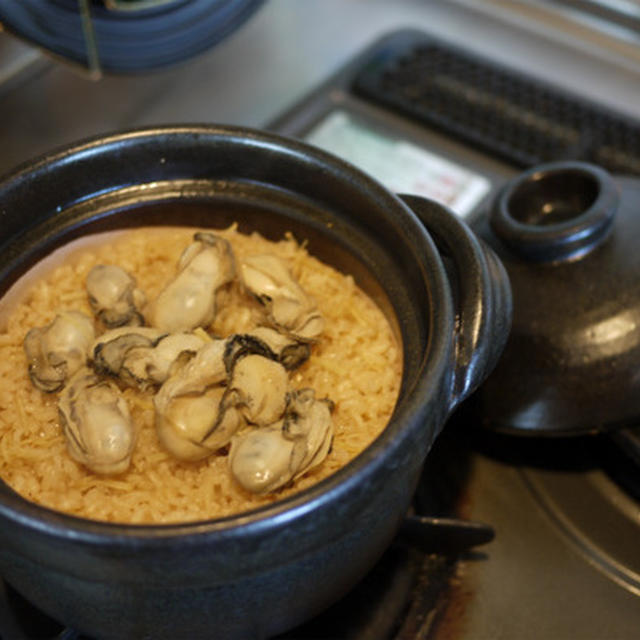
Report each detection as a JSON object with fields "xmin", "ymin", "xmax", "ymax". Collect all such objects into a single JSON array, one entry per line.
[{"xmin": 0, "ymin": 0, "xmax": 639, "ymax": 178}]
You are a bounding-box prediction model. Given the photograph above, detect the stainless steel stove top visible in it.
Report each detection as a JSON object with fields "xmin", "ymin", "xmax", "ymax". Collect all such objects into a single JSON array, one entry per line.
[{"xmin": 1, "ymin": 0, "xmax": 639, "ymax": 177}]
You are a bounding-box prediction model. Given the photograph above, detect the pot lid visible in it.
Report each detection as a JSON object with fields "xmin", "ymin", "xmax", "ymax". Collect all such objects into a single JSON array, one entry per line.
[{"xmin": 473, "ymin": 160, "xmax": 640, "ymax": 436}]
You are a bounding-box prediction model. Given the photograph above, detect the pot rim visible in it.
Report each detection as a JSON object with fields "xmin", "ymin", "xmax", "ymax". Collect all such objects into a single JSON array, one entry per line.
[{"xmin": 0, "ymin": 124, "xmax": 454, "ymax": 544}]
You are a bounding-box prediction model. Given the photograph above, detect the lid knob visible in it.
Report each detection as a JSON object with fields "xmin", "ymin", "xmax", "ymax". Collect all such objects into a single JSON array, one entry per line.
[{"xmin": 490, "ymin": 161, "xmax": 619, "ymax": 262}]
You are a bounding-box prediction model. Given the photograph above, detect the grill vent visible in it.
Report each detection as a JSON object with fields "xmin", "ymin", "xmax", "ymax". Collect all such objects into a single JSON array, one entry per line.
[{"xmin": 353, "ymin": 34, "xmax": 640, "ymax": 175}]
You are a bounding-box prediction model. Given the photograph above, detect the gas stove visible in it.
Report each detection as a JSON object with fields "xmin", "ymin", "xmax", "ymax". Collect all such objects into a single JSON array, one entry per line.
[
  {"xmin": 0, "ymin": 1, "xmax": 639, "ymax": 638},
  {"xmin": 267, "ymin": 26, "xmax": 640, "ymax": 636}
]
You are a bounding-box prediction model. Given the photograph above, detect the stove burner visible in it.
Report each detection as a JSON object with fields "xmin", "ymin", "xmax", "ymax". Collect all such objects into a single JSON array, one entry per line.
[
  {"xmin": 522, "ymin": 463, "xmax": 640, "ymax": 596},
  {"xmin": 521, "ymin": 430, "xmax": 640, "ymax": 596},
  {"xmin": 454, "ymin": 404, "xmax": 640, "ymax": 598}
]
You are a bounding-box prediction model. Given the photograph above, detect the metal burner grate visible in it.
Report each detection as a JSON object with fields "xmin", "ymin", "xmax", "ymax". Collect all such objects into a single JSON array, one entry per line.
[{"xmin": 352, "ymin": 32, "xmax": 640, "ymax": 175}]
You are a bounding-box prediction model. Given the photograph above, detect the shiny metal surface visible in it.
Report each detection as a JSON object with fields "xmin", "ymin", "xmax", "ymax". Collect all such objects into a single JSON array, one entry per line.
[{"xmin": 1, "ymin": 0, "xmax": 640, "ymax": 177}]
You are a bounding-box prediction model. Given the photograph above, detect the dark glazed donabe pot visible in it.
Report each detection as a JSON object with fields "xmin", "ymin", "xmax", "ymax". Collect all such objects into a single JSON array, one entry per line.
[
  {"xmin": 473, "ymin": 160, "xmax": 640, "ymax": 436},
  {"xmin": 0, "ymin": 125, "xmax": 510, "ymax": 640}
]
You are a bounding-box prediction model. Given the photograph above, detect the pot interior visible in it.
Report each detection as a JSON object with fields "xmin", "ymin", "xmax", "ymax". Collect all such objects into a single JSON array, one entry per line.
[
  {"xmin": 0, "ymin": 127, "xmax": 441, "ymax": 528},
  {"xmin": 2, "ymin": 178, "xmax": 417, "ymax": 376}
]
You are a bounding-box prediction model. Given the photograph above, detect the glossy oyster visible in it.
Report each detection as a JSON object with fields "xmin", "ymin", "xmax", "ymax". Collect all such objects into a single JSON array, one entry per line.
[
  {"xmin": 154, "ymin": 339, "xmax": 241, "ymax": 460},
  {"xmin": 251, "ymin": 326, "xmax": 311, "ymax": 370},
  {"xmin": 228, "ymin": 425, "xmax": 292, "ymax": 494},
  {"xmin": 154, "ymin": 334, "xmax": 299, "ymax": 460},
  {"xmin": 92, "ymin": 327, "xmax": 166, "ymax": 377},
  {"xmin": 226, "ymin": 354, "xmax": 289, "ymax": 426},
  {"xmin": 23, "ymin": 310, "xmax": 95, "ymax": 392},
  {"xmin": 229, "ymin": 388, "xmax": 334, "ymax": 494},
  {"xmin": 86, "ymin": 264, "xmax": 146, "ymax": 328},
  {"xmin": 155, "ymin": 338, "xmax": 228, "ymax": 401},
  {"xmin": 91, "ymin": 327, "xmax": 205, "ymax": 390},
  {"xmin": 58, "ymin": 367, "xmax": 135, "ymax": 475},
  {"xmin": 240, "ymin": 254, "xmax": 324, "ymax": 341},
  {"xmin": 223, "ymin": 328, "xmax": 311, "ymax": 373},
  {"xmin": 155, "ymin": 386, "xmax": 244, "ymax": 461},
  {"xmin": 147, "ymin": 232, "xmax": 236, "ymax": 332},
  {"xmin": 282, "ymin": 388, "xmax": 334, "ymax": 473}
]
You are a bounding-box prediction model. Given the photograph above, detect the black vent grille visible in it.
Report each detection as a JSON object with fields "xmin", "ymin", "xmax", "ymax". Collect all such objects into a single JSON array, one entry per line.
[{"xmin": 352, "ymin": 33, "xmax": 640, "ymax": 175}]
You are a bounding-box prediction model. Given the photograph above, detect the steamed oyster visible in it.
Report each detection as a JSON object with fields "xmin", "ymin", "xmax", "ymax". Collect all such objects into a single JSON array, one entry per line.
[
  {"xmin": 154, "ymin": 339, "xmax": 241, "ymax": 460},
  {"xmin": 228, "ymin": 425, "xmax": 292, "ymax": 495},
  {"xmin": 282, "ymin": 388, "xmax": 334, "ymax": 474},
  {"xmin": 58, "ymin": 367, "xmax": 135, "ymax": 475},
  {"xmin": 91, "ymin": 327, "xmax": 205, "ymax": 390},
  {"xmin": 155, "ymin": 386, "xmax": 244, "ymax": 461},
  {"xmin": 224, "ymin": 328, "xmax": 311, "ymax": 372},
  {"xmin": 23, "ymin": 311, "xmax": 95, "ymax": 393},
  {"xmin": 225, "ymin": 354, "xmax": 289, "ymax": 426},
  {"xmin": 250, "ymin": 326, "xmax": 311, "ymax": 370},
  {"xmin": 91, "ymin": 327, "xmax": 167, "ymax": 378},
  {"xmin": 86, "ymin": 264, "xmax": 146, "ymax": 328},
  {"xmin": 229, "ymin": 388, "xmax": 334, "ymax": 494},
  {"xmin": 154, "ymin": 338, "xmax": 292, "ymax": 460},
  {"xmin": 240, "ymin": 254, "xmax": 324, "ymax": 341},
  {"xmin": 154, "ymin": 338, "xmax": 228, "ymax": 402},
  {"xmin": 147, "ymin": 232, "xmax": 236, "ymax": 332}
]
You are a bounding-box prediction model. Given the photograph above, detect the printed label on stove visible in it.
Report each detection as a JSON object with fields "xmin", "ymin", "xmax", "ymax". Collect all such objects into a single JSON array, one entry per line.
[{"xmin": 305, "ymin": 110, "xmax": 491, "ymax": 218}]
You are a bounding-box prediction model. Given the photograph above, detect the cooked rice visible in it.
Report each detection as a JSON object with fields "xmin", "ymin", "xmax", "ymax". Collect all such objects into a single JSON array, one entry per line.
[{"xmin": 0, "ymin": 225, "xmax": 401, "ymax": 523}]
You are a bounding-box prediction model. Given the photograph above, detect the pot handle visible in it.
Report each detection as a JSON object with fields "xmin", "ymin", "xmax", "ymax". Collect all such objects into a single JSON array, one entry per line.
[{"xmin": 401, "ymin": 195, "xmax": 512, "ymax": 410}]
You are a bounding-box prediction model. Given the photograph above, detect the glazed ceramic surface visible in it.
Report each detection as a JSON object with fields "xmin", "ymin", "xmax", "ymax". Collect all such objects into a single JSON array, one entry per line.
[
  {"xmin": 0, "ymin": 125, "xmax": 510, "ymax": 639},
  {"xmin": 474, "ymin": 160, "xmax": 640, "ymax": 436}
]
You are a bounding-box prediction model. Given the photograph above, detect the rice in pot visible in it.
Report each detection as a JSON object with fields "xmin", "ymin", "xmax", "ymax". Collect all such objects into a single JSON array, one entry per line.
[{"xmin": 0, "ymin": 225, "xmax": 401, "ymax": 524}]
